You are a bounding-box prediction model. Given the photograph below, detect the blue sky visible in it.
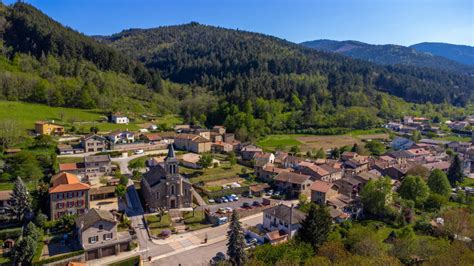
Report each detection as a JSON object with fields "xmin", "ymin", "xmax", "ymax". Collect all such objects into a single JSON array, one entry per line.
[{"xmin": 5, "ymin": 0, "xmax": 473, "ymax": 46}]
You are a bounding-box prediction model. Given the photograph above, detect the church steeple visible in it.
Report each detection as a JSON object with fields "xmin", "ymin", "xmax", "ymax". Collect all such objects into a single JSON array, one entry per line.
[
  {"xmin": 165, "ymin": 144, "xmax": 178, "ymax": 175},
  {"xmin": 166, "ymin": 144, "xmax": 176, "ymax": 161}
]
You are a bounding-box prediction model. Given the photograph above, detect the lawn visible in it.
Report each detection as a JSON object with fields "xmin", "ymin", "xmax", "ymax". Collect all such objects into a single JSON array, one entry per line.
[
  {"xmin": 182, "ymin": 165, "xmax": 253, "ymax": 184},
  {"xmin": 461, "ymin": 177, "xmax": 474, "ymax": 187},
  {"xmin": 183, "ymin": 210, "xmax": 211, "ymax": 231},
  {"xmin": 0, "ymin": 180, "xmax": 38, "ymax": 191},
  {"xmin": 109, "ymin": 255, "xmax": 140, "ymax": 266},
  {"xmin": 257, "ymin": 135, "xmax": 303, "ymax": 149},
  {"xmin": 146, "ymin": 213, "xmax": 172, "ymax": 236},
  {"xmin": 57, "ymin": 157, "xmax": 84, "ymax": 164},
  {"xmin": 257, "ymin": 130, "xmax": 389, "ymax": 152},
  {"xmin": 434, "ymin": 135, "xmax": 471, "ymax": 142},
  {"xmin": 0, "ymin": 101, "xmax": 183, "ymax": 134}
]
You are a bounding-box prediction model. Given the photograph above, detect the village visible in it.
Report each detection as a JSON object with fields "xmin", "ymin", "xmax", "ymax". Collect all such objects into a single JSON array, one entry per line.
[{"xmin": 0, "ymin": 111, "xmax": 473, "ymax": 265}]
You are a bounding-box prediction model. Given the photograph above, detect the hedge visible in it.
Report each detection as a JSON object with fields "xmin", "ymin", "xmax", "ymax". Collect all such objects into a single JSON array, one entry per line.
[
  {"xmin": 32, "ymin": 250, "xmax": 84, "ymax": 266},
  {"xmin": 0, "ymin": 227, "xmax": 22, "ymax": 240}
]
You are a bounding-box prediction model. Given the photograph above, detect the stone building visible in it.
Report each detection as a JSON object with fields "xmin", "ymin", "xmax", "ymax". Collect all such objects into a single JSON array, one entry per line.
[{"xmin": 141, "ymin": 145, "xmax": 194, "ymax": 211}]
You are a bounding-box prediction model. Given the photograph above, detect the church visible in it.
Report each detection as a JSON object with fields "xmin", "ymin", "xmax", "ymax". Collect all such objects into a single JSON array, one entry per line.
[{"xmin": 141, "ymin": 144, "xmax": 194, "ymax": 210}]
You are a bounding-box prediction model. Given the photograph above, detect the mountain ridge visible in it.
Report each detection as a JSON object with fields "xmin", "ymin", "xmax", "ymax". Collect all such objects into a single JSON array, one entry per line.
[{"xmin": 300, "ymin": 39, "xmax": 474, "ymax": 75}]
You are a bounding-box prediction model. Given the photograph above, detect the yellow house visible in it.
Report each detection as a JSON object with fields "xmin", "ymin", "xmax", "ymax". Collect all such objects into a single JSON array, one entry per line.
[{"xmin": 35, "ymin": 121, "xmax": 65, "ymax": 136}]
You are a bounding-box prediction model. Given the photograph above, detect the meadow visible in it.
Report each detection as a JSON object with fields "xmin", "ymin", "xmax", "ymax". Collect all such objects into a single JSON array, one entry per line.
[
  {"xmin": 257, "ymin": 129, "xmax": 389, "ymax": 152},
  {"xmin": 0, "ymin": 101, "xmax": 182, "ymax": 133}
]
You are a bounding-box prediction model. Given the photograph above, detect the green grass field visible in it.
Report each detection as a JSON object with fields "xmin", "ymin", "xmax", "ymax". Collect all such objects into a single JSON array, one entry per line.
[
  {"xmin": 257, "ymin": 129, "xmax": 389, "ymax": 152},
  {"xmin": 181, "ymin": 165, "xmax": 253, "ymax": 184},
  {"xmin": 0, "ymin": 101, "xmax": 182, "ymax": 133},
  {"xmin": 257, "ymin": 134, "xmax": 303, "ymax": 149}
]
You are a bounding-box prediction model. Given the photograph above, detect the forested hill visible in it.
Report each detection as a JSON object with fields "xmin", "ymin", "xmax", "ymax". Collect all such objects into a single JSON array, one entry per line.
[
  {"xmin": 0, "ymin": 2, "xmax": 179, "ymax": 114},
  {"xmin": 101, "ymin": 23, "xmax": 474, "ymax": 108},
  {"xmin": 410, "ymin": 42, "xmax": 474, "ymax": 66},
  {"xmin": 1, "ymin": 2, "xmax": 161, "ymax": 88},
  {"xmin": 300, "ymin": 39, "xmax": 474, "ymax": 75}
]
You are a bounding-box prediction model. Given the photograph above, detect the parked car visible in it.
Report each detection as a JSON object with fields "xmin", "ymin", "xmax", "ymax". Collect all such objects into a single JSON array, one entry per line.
[
  {"xmin": 242, "ymin": 202, "xmax": 251, "ymax": 209},
  {"xmin": 225, "ymin": 207, "xmax": 233, "ymax": 213},
  {"xmin": 215, "ymin": 198, "xmax": 223, "ymax": 203},
  {"xmin": 231, "ymin": 194, "xmax": 239, "ymax": 200},
  {"xmin": 221, "ymin": 197, "xmax": 229, "ymax": 203},
  {"xmin": 208, "ymin": 199, "xmax": 215, "ymax": 203},
  {"xmin": 212, "ymin": 252, "xmax": 226, "ymax": 262},
  {"xmin": 216, "ymin": 217, "xmax": 228, "ymax": 226},
  {"xmin": 252, "ymin": 201, "xmax": 262, "ymax": 207},
  {"xmin": 226, "ymin": 195, "xmax": 234, "ymax": 202},
  {"xmin": 217, "ymin": 208, "xmax": 226, "ymax": 214},
  {"xmin": 134, "ymin": 149, "xmax": 144, "ymax": 155}
]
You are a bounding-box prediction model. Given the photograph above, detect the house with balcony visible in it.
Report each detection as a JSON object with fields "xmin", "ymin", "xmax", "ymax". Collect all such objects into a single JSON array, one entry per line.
[
  {"xmin": 76, "ymin": 208, "xmax": 131, "ymax": 260},
  {"xmin": 81, "ymin": 134, "xmax": 108, "ymax": 153}
]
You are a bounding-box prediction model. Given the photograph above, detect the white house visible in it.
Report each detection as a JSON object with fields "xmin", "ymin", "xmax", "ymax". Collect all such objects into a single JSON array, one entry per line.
[
  {"xmin": 262, "ymin": 204, "xmax": 305, "ymax": 240},
  {"xmin": 110, "ymin": 115, "xmax": 129, "ymax": 124}
]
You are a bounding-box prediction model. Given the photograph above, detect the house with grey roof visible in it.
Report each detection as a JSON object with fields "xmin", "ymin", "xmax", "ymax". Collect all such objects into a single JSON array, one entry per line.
[
  {"xmin": 84, "ymin": 155, "xmax": 112, "ymax": 179},
  {"xmin": 75, "ymin": 208, "xmax": 131, "ymax": 261}
]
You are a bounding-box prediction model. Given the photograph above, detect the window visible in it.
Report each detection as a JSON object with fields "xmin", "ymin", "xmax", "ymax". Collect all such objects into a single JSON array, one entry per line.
[
  {"xmin": 57, "ymin": 193, "xmax": 63, "ymax": 200},
  {"xmin": 67, "ymin": 192, "xmax": 73, "ymax": 198},
  {"xmin": 156, "ymin": 192, "xmax": 160, "ymax": 199},
  {"xmin": 88, "ymin": 236, "xmax": 98, "ymax": 244},
  {"xmin": 170, "ymin": 185, "xmax": 175, "ymax": 195},
  {"xmin": 103, "ymin": 233, "xmax": 113, "ymax": 240},
  {"xmin": 98, "ymin": 224, "xmax": 103, "ymax": 230}
]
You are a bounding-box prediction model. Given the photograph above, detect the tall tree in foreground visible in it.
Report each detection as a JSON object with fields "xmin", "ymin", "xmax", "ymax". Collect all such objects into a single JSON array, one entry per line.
[
  {"xmin": 298, "ymin": 204, "xmax": 332, "ymax": 251},
  {"xmin": 447, "ymin": 154, "xmax": 463, "ymax": 186},
  {"xmin": 227, "ymin": 210, "xmax": 247, "ymax": 266},
  {"xmin": 9, "ymin": 176, "xmax": 32, "ymax": 221}
]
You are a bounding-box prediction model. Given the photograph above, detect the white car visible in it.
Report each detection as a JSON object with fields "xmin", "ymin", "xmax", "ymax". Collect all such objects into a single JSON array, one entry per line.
[
  {"xmin": 225, "ymin": 207, "xmax": 233, "ymax": 213},
  {"xmin": 134, "ymin": 149, "xmax": 144, "ymax": 155}
]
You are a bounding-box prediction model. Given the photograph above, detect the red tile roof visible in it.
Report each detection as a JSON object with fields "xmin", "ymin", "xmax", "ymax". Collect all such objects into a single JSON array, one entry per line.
[
  {"xmin": 310, "ymin": 181, "xmax": 335, "ymax": 193},
  {"xmin": 49, "ymin": 172, "xmax": 89, "ymax": 193}
]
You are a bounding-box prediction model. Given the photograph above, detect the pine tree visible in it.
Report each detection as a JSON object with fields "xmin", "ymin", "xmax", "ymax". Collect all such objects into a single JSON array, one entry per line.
[
  {"xmin": 298, "ymin": 204, "xmax": 332, "ymax": 251},
  {"xmin": 9, "ymin": 176, "xmax": 31, "ymax": 221},
  {"xmin": 447, "ymin": 154, "xmax": 463, "ymax": 187},
  {"xmin": 227, "ymin": 210, "xmax": 247, "ymax": 266}
]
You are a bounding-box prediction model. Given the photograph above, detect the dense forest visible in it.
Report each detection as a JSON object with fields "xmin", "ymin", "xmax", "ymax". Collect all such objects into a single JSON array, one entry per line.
[
  {"xmin": 301, "ymin": 39, "xmax": 474, "ymax": 75},
  {"xmin": 411, "ymin": 42, "xmax": 474, "ymax": 66},
  {"xmin": 102, "ymin": 22, "xmax": 474, "ymax": 108},
  {"xmin": 0, "ymin": 3, "xmax": 472, "ymax": 140}
]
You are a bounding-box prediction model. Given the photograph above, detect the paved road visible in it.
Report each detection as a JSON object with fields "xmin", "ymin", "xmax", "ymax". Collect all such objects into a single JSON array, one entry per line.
[
  {"xmin": 125, "ymin": 180, "xmax": 154, "ymax": 252},
  {"xmin": 113, "ymin": 149, "xmax": 167, "ymax": 175},
  {"xmin": 154, "ymin": 241, "xmax": 225, "ymax": 266},
  {"xmin": 151, "ymin": 213, "xmax": 262, "ymax": 265}
]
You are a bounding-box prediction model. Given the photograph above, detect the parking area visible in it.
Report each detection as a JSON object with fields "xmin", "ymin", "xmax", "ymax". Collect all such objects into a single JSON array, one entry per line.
[{"xmin": 202, "ymin": 196, "xmax": 265, "ymax": 212}]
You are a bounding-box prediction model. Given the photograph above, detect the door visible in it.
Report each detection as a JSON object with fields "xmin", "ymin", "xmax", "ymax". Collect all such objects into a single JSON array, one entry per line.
[
  {"xmin": 102, "ymin": 246, "xmax": 116, "ymax": 257},
  {"xmin": 170, "ymin": 199, "xmax": 176, "ymax": 209},
  {"xmin": 87, "ymin": 250, "xmax": 99, "ymax": 260}
]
